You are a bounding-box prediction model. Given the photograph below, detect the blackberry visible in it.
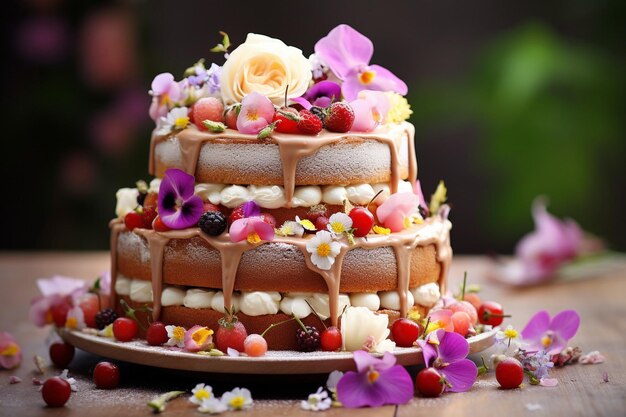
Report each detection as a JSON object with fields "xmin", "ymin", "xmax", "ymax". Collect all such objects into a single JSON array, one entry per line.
[
  {"xmin": 198, "ymin": 211, "xmax": 227, "ymax": 236},
  {"xmin": 418, "ymin": 205, "xmax": 428, "ymax": 219},
  {"xmin": 95, "ymin": 308, "xmax": 118, "ymax": 330},
  {"xmin": 310, "ymin": 106, "xmax": 327, "ymax": 123},
  {"xmin": 295, "ymin": 325, "xmax": 321, "ymax": 352},
  {"xmin": 136, "ymin": 191, "xmax": 147, "ymax": 206}
]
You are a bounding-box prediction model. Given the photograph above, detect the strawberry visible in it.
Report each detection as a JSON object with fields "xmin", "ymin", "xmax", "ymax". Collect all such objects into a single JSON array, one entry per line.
[
  {"xmin": 124, "ymin": 211, "xmax": 144, "ymax": 231},
  {"xmin": 203, "ymin": 202, "xmax": 221, "ymax": 213},
  {"xmin": 224, "ymin": 104, "xmax": 240, "ymax": 130},
  {"xmin": 228, "ymin": 205, "xmax": 246, "ymax": 226},
  {"xmin": 193, "ymin": 97, "xmax": 224, "ymax": 130},
  {"xmin": 215, "ymin": 312, "xmax": 248, "ymax": 353},
  {"xmin": 142, "ymin": 206, "xmax": 157, "ymax": 229},
  {"xmin": 325, "ymin": 102, "xmax": 355, "ymax": 133},
  {"xmin": 297, "ymin": 109, "xmax": 323, "ymax": 135},
  {"xmin": 273, "ymin": 108, "xmax": 300, "ymax": 133},
  {"xmin": 143, "ymin": 192, "xmax": 158, "ymax": 210}
]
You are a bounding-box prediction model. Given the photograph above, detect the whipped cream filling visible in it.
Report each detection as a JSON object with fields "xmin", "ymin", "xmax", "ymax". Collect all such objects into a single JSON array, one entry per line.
[
  {"xmin": 114, "ymin": 276, "xmax": 131, "ymax": 296},
  {"xmin": 349, "ymin": 292, "xmax": 381, "ymax": 311},
  {"xmin": 410, "ymin": 282, "xmax": 441, "ymax": 307},
  {"xmin": 183, "ymin": 288, "xmax": 215, "ymax": 309},
  {"xmin": 115, "ymin": 188, "xmax": 139, "ymax": 218},
  {"xmin": 161, "ymin": 287, "xmax": 186, "ymax": 307},
  {"xmin": 379, "ymin": 290, "xmax": 415, "ymax": 311},
  {"xmin": 239, "ymin": 291, "xmax": 281, "ymax": 316},
  {"xmin": 129, "ymin": 279, "xmax": 153, "ymax": 303}
]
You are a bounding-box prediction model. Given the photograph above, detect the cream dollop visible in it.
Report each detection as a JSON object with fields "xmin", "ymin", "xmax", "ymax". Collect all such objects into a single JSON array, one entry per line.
[
  {"xmin": 219, "ymin": 185, "xmax": 250, "ymax": 208},
  {"xmin": 291, "ymin": 186, "xmax": 322, "ymax": 207},
  {"xmin": 306, "ymin": 293, "xmax": 351, "ymax": 320},
  {"xmin": 280, "ymin": 293, "xmax": 313, "ymax": 318},
  {"xmin": 161, "ymin": 287, "xmax": 185, "ymax": 306},
  {"xmin": 322, "ymin": 185, "xmax": 348, "ymax": 205},
  {"xmin": 239, "ymin": 291, "xmax": 281, "ymax": 316},
  {"xmin": 115, "ymin": 188, "xmax": 139, "ymax": 218},
  {"xmin": 372, "ymin": 183, "xmax": 390, "ymax": 204},
  {"xmin": 183, "ymin": 288, "xmax": 215, "ymax": 309},
  {"xmin": 195, "ymin": 183, "xmax": 226, "ymax": 205},
  {"xmin": 411, "ymin": 283, "xmax": 441, "ymax": 307},
  {"xmin": 349, "ymin": 293, "xmax": 381, "ymax": 311},
  {"xmin": 248, "ymin": 185, "xmax": 286, "ymax": 209},
  {"xmin": 149, "ymin": 178, "xmax": 161, "ymax": 194},
  {"xmin": 211, "ymin": 291, "xmax": 240, "ymax": 314},
  {"xmin": 346, "ymin": 184, "xmax": 376, "ymax": 205},
  {"xmin": 340, "ymin": 306, "xmax": 394, "ymax": 352},
  {"xmin": 129, "ymin": 280, "xmax": 152, "ymax": 303},
  {"xmin": 114, "ymin": 276, "xmax": 131, "ymax": 296},
  {"xmin": 220, "ymin": 33, "xmax": 311, "ymax": 105},
  {"xmin": 379, "ymin": 290, "xmax": 415, "ymax": 311}
]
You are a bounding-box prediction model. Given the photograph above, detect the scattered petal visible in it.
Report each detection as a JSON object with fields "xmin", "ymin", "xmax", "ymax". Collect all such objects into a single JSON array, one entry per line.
[
  {"xmin": 9, "ymin": 375, "xmax": 22, "ymax": 384},
  {"xmin": 539, "ymin": 377, "xmax": 558, "ymax": 387},
  {"xmin": 525, "ymin": 403, "xmax": 543, "ymax": 411},
  {"xmin": 580, "ymin": 350, "xmax": 605, "ymax": 364}
]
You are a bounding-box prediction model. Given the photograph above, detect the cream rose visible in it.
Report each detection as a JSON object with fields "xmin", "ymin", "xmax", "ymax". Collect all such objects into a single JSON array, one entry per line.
[{"xmin": 220, "ymin": 34, "xmax": 312, "ymax": 105}]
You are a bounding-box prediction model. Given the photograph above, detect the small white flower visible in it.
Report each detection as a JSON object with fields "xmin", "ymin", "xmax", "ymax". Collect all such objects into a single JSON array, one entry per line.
[
  {"xmin": 340, "ymin": 306, "xmax": 393, "ymax": 352},
  {"xmin": 306, "ymin": 230, "xmax": 341, "ymax": 271},
  {"xmin": 60, "ymin": 369, "xmax": 78, "ymax": 392},
  {"xmin": 64, "ymin": 306, "xmax": 85, "ymax": 330},
  {"xmin": 300, "ymin": 387, "xmax": 332, "ymax": 411},
  {"xmin": 327, "ymin": 212, "xmax": 353, "ymax": 237},
  {"xmin": 190, "ymin": 383, "xmax": 214, "ymax": 405},
  {"xmin": 495, "ymin": 325, "xmax": 521, "ymax": 349},
  {"xmin": 326, "ymin": 370, "xmax": 344, "ymax": 392},
  {"xmin": 164, "ymin": 325, "xmax": 186, "ymax": 348},
  {"xmin": 155, "ymin": 106, "xmax": 190, "ymax": 135},
  {"xmin": 198, "ymin": 397, "xmax": 227, "ymax": 414},
  {"xmin": 275, "ymin": 220, "xmax": 305, "ymax": 237},
  {"xmin": 221, "ymin": 387, "xmax": 253, "ymax": 410}
]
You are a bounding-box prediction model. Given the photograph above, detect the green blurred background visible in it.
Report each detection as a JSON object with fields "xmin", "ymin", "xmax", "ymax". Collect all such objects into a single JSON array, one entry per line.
[{"xmin": 2, "ymin": 0, "xmax": 624, "ymax": 253}]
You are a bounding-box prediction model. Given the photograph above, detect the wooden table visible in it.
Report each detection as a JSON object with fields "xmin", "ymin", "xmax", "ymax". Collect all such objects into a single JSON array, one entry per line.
[{"xmin": 0, "ymin": 253, "xmax": 624, "ymax": 417}]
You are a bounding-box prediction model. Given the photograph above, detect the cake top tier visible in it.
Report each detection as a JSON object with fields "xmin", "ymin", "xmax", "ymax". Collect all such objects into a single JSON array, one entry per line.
[{"xmin": 148, "ymin": 24, "xmax": 412, "ymax": 139}]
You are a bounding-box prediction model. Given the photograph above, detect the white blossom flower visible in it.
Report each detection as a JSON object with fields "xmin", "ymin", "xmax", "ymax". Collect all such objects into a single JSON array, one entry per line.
[
  {"xmin": 221, "ymin": 387, "xmax": 253, "ymax": 410},
  {"xmin": 198, "ymin": 397, "xmax": 227, "ymax": 414},
  {"xmin": 164, "ymin": 325, "xmax": 186, "ymax": 348},
  {"xmin": 300, "ymin": 387, "xmax": 331, "ymax": 411},
  {"xmin": 155, "ymin": 107, "xmax": 190, "ymax": 135},
  {"xmin": 306, "ymin": 230, "xmax": 341, "ymax": 270},
  {"xmin": 275, "ymin": 220, "xmax": 305, "ymax": 237},
  {"xmin": 64, "ymin": 306, "xmax": 85, "ymax": 330},
  {"xmin": 327, "ymin": 212, "xmax": 353, "ymax": 237},
  {"xmin": 190, "ymin": 383, "xmax": 214, "ymax": 405},
  {"xmin": 60, "ymin": 369, "xmax": 78, "ymax": 392},
  {"xmin": 340, "ymin": 306, "xmax": 394, "ymax": 352}
]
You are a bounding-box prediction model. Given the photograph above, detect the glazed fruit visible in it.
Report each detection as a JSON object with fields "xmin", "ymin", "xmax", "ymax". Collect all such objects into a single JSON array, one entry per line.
[
  {"xmin": 42, "ymin": 376, "xmax": 71, "ymax": 407},
  {"xmin": 50, "ymin": 302, "xmax": 70, "ymax": 327},
  {"xmin": 112, "ymin": 317, "xmax": 138, "ymax": 342},
  {"xmin": 391, "ymin": 318, "xmax": 422, "ymax": 347},
  {"xmin": 198, "ymin": 211, "xmax": 227, "ymax": 236},
  {"xmin": 320, "ymin": 326, "xmax": 342, "ymax": 352},
  {"xmin": 297, "ymin": 109, "xmax": 323, "ymax": 135},
  {"xmin": 78, "ymin": 293, "xmax": 100, "ymax": 329},
  {"xmin": 478, "ymin": 301, "xmax": 508, "ymax": 326},
  {"xmin": 273, "ymin": 108, "xmax": 300, "ymax": 133},
  {"xmin": 124, "ymin": 211, "xmax": 144, "ymax": 231},
  {"xmin": 349, "ymin": 207, "xmax": 374, "ymax": 237},
  {"xmin": 49, "ymin": 342, "xmax": 75, "ymax": 368},
  {"xmin": 415, "ymin": 368, "xmax": 445, "ymax": 397},
  {"xmin": 95, "ymin": 308, "xmax": 118, "ymax": 330},
  {"xmin": 295, "ymin": 324, "xmax": 321, "ymax": 352},
  {"xmin": 451, "ymin": 311, "xmax": 472, "ymax": 337},
  {"xmin": 146, "ymin": 321, "xmax": 169, "ymax": 346},
  {"xmin": 243, "ymin": 334, "xmax": 268, "ymax": 357},
  {"xmin": 203, "ymin": 202, "xmax": 221, "ymax": 213},
  {"xmin": 93, "ymin": 361, "xmax": 120, "ymax": 389},
  {"xmin": 495, "ymin": 357, "xmax": 524, "ymax": 389},
  {"xmin": 228, "ymin": 204, "xmax": 246, "ymax": 226},
  {"xmin": 193, "ymin": 97, "xmax": 224, "ymax": 130},
  {"xmin": 216, "ymin": 315, "xmax": 248, "ymax": 353},
  {"xmin": 324, "ymin": 102, "xmax": 355, "ymax": 133},
  {"xmin": 449, "ymin": 301, "xmax": 478, "ymax": 325}
]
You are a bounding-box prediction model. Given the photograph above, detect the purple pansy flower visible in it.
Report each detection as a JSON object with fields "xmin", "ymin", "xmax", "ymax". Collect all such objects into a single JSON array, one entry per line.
[
  {"xmin": 292, "ymin": 81, "xmax": 342, "ymax": 110},
  {"xmin": 314, "ymin": 24, "xmax": 408, "ymax": 100},
  {"xmin": 521, "ymin": 310, "xmax": 580, "ymax": 355},
  {"xmin": 336, "ymin": 350, "xmax": 413, "ymax": 408},
  {"xmin": 158, "ymin": 169, "xmax": 204, "ymax": 230},
  {"xmin": 417, "ymin": 329, "xmax": 478, "ymax": 392}
]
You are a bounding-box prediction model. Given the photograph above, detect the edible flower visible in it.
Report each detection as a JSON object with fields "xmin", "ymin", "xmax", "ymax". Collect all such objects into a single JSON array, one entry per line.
[
  {"xmin": 515, "ymin": 349, "xmax": 554, "ymax": 383},
  {"xmin": 59, "ymin": 369, "xmax": 78, "ymax": 392},
  {"xmin": 580, "ymin": 350, "xmax": 605, "ymax": 364},
  {"xmin": 300, "ymin": 387, "xmax": 332, "ymax": 411},
  {"xmin": 376, "ymin": 192, "xmax": 419, "ymax": 232},
  {"xmin": 155, "ymin": 106, "xmax": 190, "ymax": 135},
  {"xmin": 221, "ymin": 387, "xmax": 253, "ymax": 411},
  {"xmin": 306, "ymin": 230, "xmax": 341, "ymax": 271},
  {"xmin": 158, "ymin": 168, "xmax": 204, "ymax": 230},
  {"xmin": 165, "ymin": 325, "xmax": 186, "ymax": 348},
  {"xmin": 190, "ymin": 383, "xmax": 214, "ymax": 405},
  {"xmin": 184, "ymin": 325, "xmax": 214, "ymax": 353},
  {"xmin": 29, "ymin": 275, "xmax": 88, "ymax": 327},
  {"xmin": 149, "ymin": 72, "xmax": 182, "ymax": 121},
  {"xmin": 350, "ymin": 90, "xmax": 390, "ymax": 132},
  {"xmin": 236, "ymin": 92, "xmax": 275, "ymax": 134},
  {"xmin": 425, "ymin": 309, "xmax": 454, "ymax": 334},
  {"xmin": 292, "ymin": 81, "xmax": 342, "ymax": 110},
  {"xmin": 0, "ymin": 332, "xmax": 22, "ymax": 369},
  {"xmin": 340, "ymin": 306, "xmax": 394, "ymax": 352},
  {"xmin": 372, "ymin": 225, "xmax": 390, "ymax": 235},
  {"xmin": 229, "ymin": 217, "xmax": 275, "ymax": 244},
  {"xmin": 64, "ymin": 306, "xmax": 86, "ymax": 330},
  {"xmin": 198, "ymin": 397, "xmax": 227, "ymax": 414},
  {"xmin": 385, "ymin": 92, "xmax": 412, "ymax": 123},
  {"xmin": 521, "ymin": 309, "xmax": 580, "ymax": 355},
  {"xmin": 495, "ymin": 325, "xmax": 521, "ymax": 349},
  {"xmin": 314, "ymin": 24, "xmax": 407, "ymax": 100},
  {"xmin": 275, "ymin": 220, "xmax": 305, "ymax": 237},
  {"xmin": 327, "ymin": 212, "xmax": 353, "ymax": 238},
  {"xmin": 336, "ymin": 350, "xmax": 413, "ymax": 408},
  {"xmin": 417, "ymin": 329, "xmax": 478, "ymax": 392}
]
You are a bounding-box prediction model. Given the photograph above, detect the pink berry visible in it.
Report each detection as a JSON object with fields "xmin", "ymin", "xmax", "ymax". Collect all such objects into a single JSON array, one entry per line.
[
  {"xmin": 193, "ymin": 97, "xmax": 224, "ymax": 130},
  {"xmin": 449, "ymin": 301, "xmax": 478, "ymax": 325},
  {"xmin": 42, "ymin": 377, "xmax": 71, "ymax": 407},
  {"xmin": 224, "ymin": 106, "xmax": 238, "ymax": 129},
  {"xmin": 260, "ymin": 213, "xmax": 276, "ymax": 228},
  {"xmin": 78, "ymin": 293, "xmax": 100, "ymax": 328},
  {"xmin": 451, "ymin": 311, "xmax": 472, "ymax": 337},
  {"xmin": 496, "ymin": 358, "xmax": 524, "ymax": 389},
  {"xmin": 243, "ymin": 334, "xmax": 268, "ymax": 357}
]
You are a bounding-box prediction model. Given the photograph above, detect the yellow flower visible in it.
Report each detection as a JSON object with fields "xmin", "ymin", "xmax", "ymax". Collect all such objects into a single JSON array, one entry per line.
[
  {"xmin": 372, "ymin": 225, "xmax": 391, "ymax": 235},
  {"xmin": 385, "ymin": 92, "xmax": 413, "ymax": 123}
]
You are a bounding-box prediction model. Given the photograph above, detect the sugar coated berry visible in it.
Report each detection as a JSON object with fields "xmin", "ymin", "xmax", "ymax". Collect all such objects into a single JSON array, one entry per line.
[
  {"xmin": 243, "ymin": 334, "xmax": 268, "ymax": 357},
  {"xmin": 42, "ymin": 376, "xmax": 71, "ymax": 407},
  {"xmin": 320, "ymin": 326, "xmax": 342, "ymax": 352},
  {"xmin": 495, "ymin": 357, "xmax": 524, "ymax": 389},
  {"xmin": 146, "ymin": 322, "xmax": 169, "ymax": 346},
  {"xmin": 49, "ymin": 342, "xmax": 75, "ymax": 368},
  {"xmin": 449, "ymin": 301, "xmax": 478, "ymax": 325},
  {"xmin": 198, "ymin": 211, "xmax": 227, "ymax": 236},
  {"xmin": 260, "ymin": 212, "xmax": 276, "ymax": 228},
  {"xmin": 297, "ymin": 109, "xmax": 323, "ymax": 135},
  {"xmin": 216, "ymin": 316, "xmax": 248, "ymax": 353},
  {"xmin": 93, "ymin": 361, "xmax": 120, "ymax": 389},
  {"xmin": 124, "ymin": 211, "xmax": 144, "ymax": 231},
  {"xmin": 415, "ymin": 368, "xmax": 445, "ymax": 397},
  {"xmin": 112, "ymin": 317, "xmax": 138, "ymax": 342},
  {"xmin": 273, "ymin": 107, "xmax": 300, "ymax": 133},
  {"xmin": 391, "ymin": 318, "xmax": 422, "ymax": 347},
  {"xmin": 451, "ymin": 311, "xmax": 472, "ymax": 337},
  {"xmin": 193, "ymin": 97, "xmax": 224, "ymax": 130},
  {"xmin": 324, "ymin": 102, "xmax": 355, "ymax": 133}
]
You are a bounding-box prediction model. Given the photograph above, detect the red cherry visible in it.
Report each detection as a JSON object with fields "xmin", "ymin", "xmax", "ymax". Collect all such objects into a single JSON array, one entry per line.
[
  {"xmin": 391, "ymin": 318, "xmax": 422, "ymax": 347},
  {"xmin": 41, "ymin": 376, "xmax": 71, "ymax": 407},
  {"xmin": 260, "ymin": 213, "xmax": 276, "ymax": 228},
  {"xmin": 314, "ymin": 216, "xmax": 329, "ymax": 231},
  {"xmin": 49, "ymin": 342, "xmax": 75, "ymax": 368},
  {"xmin": 124, "ymin": 211, "xmax": 144, "ymax": 231},
  {"xmin": 495, "ymin": 358, "xmax": 524, "ymax": 389},
  {"xmin": 146, "ymin": 322, "xmax": 168, "ymax": 346},
  {"xmin": 320, "ymin": 326, "xmax": 342, "ymax": 351},
  {"xmin": 112, "ymin": 317, "xmax": 138, "ymax": 342},
  {"xmin": 349, "ymin": 207, "xmax": 374, "ymax": 237},
  {"xmin": 477, "ymin": 301, "xmax": 509, "ymax": 326},
  {"xmin": 415, "ymin": 368, "xmax": 445, "ymax": 397},
  {"xmin": 50, "ymin": 302, "xmax": 70, "ymax": 327},
  {"xmin": 93, "ymin": 361, "xmax": 120, "ymax": 389},
  {"xmin": 79, "ymin": 293, "xmax": 100, "ymax": 328}
]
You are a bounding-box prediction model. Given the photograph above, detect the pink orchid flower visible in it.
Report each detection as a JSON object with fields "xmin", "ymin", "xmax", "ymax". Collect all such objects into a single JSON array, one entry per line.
[
  {"xmin": 521, "ymin": 309, "xmax": 580, "ymax": 355},
  {"xmin": 29, "ymin": 275, "xmax": 88, "ymax": 327},
  {"xmin": 376, "ymin": 192, "xmax": 419, "ymax": 232},
  {"xmin": 229, "ymin": 216, "xmax": 275, "ymax": 244},
  {"xmin": 236, "ymin": 92, "xmax": 275, "ymax": 134},
  {"xmin": 427, "ymin": 309, "xmax": 455, "ymax": 332},
  {"xmin": 149, "ymin": 72, "xmax": 182, "ymax": 121},
  {"xmin": 350, "ymin": 90, "xmax": 390, "ymax": 132},
  {"xmin": 0, "ymin": 332, "xmax": 22, "ymax": 369}
]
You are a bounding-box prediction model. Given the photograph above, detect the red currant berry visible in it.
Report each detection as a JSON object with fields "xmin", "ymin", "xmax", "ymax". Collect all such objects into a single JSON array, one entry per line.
[
  {"xmin": 93, "ymin": 361, "xmax": 120, "ymax": 389},
  {"xmin": 50, "ymin": 302, "xmax": 70, "ymax": 327},
  {"xmin": 49, "ymin": 342, "xmax": 75, "ymax": 368},
  {"xmin": 320, "ymin": 326, "xmax": 342, "ymax": 351},
  {"xmin": 495, "ymin": 357, "xmax": 524, "ymax": 389},
  {"xmin": 478, "ymin": 301, "xmax": 509, "ymax": 326},
  {"xmin": 415, "ymin": 368, "xmax": 445, "ymax": 397},
  {"xmin": 112, "ymin": 317, "xmax": 138, "ymax": 342},
  {"xmin": 42, "ymin": 376, "xmax": 71, "ymax": 407},
  {"xmin": 391, "ymin": 318, "xmax": 422, "ymax": 347},
  {"xmin": 314, "ymin": 216, "xmax": 329, "ymax": 231},
  {"xmin": 146, "ymin": 322, "xmax": 168, "ymax": 346},
  {"xmin": 349, "ymin": 207, "xmax": 374, "ymax": 237}
]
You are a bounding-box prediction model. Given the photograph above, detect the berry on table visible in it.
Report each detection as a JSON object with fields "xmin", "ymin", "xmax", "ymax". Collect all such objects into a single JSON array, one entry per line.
[
  {"xmin": 198, "ymin": 211, "xmax": 227, "ymax": 236},
  {"xmin": 42, "ymin": 376, "xmax": 71, "ymax": 407},
  {"xmin": 193, "ymin": 97, "xmax": 224, "ymax": 130},
  {"xmin": 146, "ymin": 322, "xmax": 169, "ymax": 346},
  {"xmin": 95, "ymin": 308, "xmax": 118, "ymax": 330},
  {"xmin": 478, "ymin": 301, "xmax": 510, "ymax": 326},
  {"xmin": 495, "ymin": 357, "xmax": 524, "ymax": 389},
  {"xmin": 216, "ymin": 312, "xmax": 248, "ymax": 353},
  {"xmin": 349, "ymin": 207, "xmax": 374, "ymax": 237},
  {"xmin": 391, "ymin": 318, "xmax": 422, "ymax": 347},
  {"xmin": 415, "ymin": 368, "xmax": 446, "ymax": 397},
  {"xmin": 320, "ymin": 326, "xmax": 342, "ymax": 352},
  {"xmin": 324, "ymin": 102, "xmax": 355, "ymax": 133},
  {"xmin": 294, "ymin": 316, "xmax": 321, "ymax": 352},
  {"xmin": 124, "ymin": 211, "xmax": 144, "ymax": 231},
  {"xmin": 243, "ymin": 334, "xmax": 268, "ymax": 357},
  {"xmin": 49, "ymin": 342, "xmax": 75, "ymax": 368},
  {"xmin": 112, "ymin": 317, "xmax": 138, "ymax": 342},
  {"xmin": 273, "ymin": 107, "xmax": 300, "ymax": 133},
  {"xmin": 93, "ymin": 361, "xmax": 120, "ymax": 389},
  {"xmin": 297, "ymin": 109, "xmax": 323, "ymax": 135}
]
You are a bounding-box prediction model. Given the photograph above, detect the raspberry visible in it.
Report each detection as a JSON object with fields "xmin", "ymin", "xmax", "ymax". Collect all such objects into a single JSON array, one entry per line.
[
  {"xmin": 297, "ymin": 109, "xmax": 323, "ymax": 135},
  {"xmin": 325, "ymin": 102, "xmax": 355, "ymax": 133},
  {"xmin": 273, "ymin": 108, "xmax": 300, "ymax": 133},
  {"xmin": 193, "ymin": 97, "xmax": 224, "ymax": 130},
  {"xmin": 95, "ymin": 308, "xmax": 118, "ymax": 330},
  {"xmin": 198, "ymin": 211, "xmax": 227, "ymax": 236}
]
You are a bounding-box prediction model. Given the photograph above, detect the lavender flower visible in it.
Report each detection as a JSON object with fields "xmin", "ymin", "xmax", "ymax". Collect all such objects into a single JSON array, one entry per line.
[
  {"xmin": 521, "ymin": 310, "xmax": 580, "ymax": 355},
  {"xmin": 157, "ymin": 169, "xmax": 204, "ymax": 229}
]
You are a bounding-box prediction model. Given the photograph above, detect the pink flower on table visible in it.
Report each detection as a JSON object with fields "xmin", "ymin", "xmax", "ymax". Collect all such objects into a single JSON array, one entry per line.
[
  {"xmin": 314, "ymin": 24, "xmax": 407, "ymax": 100},
  {"xmin": 521, "ymin": 310, "xmax": 580, "ymax": 355},
  {"xmin": 236, "ymin": 92, "xmax": 275, "ymax": 134},
  {"xmin": 336, "ymin": 350, "xmax": 413, "ymax": 408},
  {"xmin": 0, "ymin": 332, "xmax": 22, "ymax": 369},
  {"xmin": 350, "ymin": 90, "xmax": 390, "ymax": 132},
  {"xmin": 416, "ymin": 329, "xmax": 478, "ymax": 392},
  {"xmin": 184, "ymin": 325, "xmax": 214, "ymax": 352},
  {"xmin": 229, "ymin": 217, "xmax": 275, "ymax": 244},
  {"xmin": 149, "ymin": 73, "xmax": 182, "ymax": 121},
  {"xmin": 376, "ymin": 192, "xmax": 419, "ymax": 232},
  {"xmin": 29, "ymin": 275, "xmax": 88, "ymax": 327}
]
